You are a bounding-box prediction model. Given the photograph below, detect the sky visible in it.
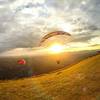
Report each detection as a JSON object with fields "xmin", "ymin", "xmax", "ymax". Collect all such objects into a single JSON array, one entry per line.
[{"xmin": 0, "ymin": 0, "xmax": 100, "ymax": 53}]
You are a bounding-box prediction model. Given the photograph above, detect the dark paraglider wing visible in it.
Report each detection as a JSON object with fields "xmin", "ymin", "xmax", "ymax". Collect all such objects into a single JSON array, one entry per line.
[{"xmin": 40, "ymin": 31, "xmax": 71, "ymax": 46}]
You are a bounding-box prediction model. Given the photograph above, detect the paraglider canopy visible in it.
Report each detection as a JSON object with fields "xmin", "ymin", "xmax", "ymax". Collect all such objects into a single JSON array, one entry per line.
[
  {"xmin": 40, "ymin": 31, "xmax": 71, "ymax": 46},
  {"xmin": 17, "ymin": 59, "xmax": 26, "ymax": 65}
]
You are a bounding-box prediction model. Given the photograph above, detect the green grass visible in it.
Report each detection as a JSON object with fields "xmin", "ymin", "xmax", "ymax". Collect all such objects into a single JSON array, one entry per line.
[{"xmin": 0, "ymin": 54, "xmax": 100, "ymax": 100}]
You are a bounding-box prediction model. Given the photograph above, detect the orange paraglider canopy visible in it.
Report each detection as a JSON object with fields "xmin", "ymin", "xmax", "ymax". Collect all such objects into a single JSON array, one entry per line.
[{"xmin": 17, "ymin": 59, "xmax": 26, "ymax": 65}]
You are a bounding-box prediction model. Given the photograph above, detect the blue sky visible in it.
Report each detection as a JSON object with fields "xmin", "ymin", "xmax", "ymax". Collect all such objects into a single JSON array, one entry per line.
[{"xmin": 0, "ymin": 0, "xmax": 100, "ymax": 52}]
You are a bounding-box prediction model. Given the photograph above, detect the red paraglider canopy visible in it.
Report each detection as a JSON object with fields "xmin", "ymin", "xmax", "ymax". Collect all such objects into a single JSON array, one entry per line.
[{"xmin": 17, "ymin": 59, "xmax": 26, "ymax": 65}]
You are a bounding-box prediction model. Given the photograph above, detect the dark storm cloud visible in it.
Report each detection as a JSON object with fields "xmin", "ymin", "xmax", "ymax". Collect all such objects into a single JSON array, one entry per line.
[{"xmin": 0, "ymin": 0, "xmax": 100, "ymax": 53}]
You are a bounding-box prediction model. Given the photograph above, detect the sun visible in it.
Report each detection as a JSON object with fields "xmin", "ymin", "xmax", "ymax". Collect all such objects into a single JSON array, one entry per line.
[{"xmin": 49, "ymin": 43, "xmax": 64, "ymax": 53}]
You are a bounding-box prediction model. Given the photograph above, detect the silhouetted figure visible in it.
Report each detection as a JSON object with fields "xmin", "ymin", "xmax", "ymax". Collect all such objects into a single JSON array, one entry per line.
[{"xmin": 57, "ymin": 60, "xmax": 60, "ymax": 64}]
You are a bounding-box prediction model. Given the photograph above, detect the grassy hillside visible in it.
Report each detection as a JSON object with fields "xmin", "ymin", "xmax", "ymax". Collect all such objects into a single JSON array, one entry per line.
[{"xmin": 0, "ymin": 54, "xmax": 100, "ymax": 100}]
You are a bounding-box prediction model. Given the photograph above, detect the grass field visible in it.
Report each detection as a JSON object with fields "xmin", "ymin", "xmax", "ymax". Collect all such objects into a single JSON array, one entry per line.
[{"xmin": 0, "ymin": 54, "xmax": 100, "ymax": 100}]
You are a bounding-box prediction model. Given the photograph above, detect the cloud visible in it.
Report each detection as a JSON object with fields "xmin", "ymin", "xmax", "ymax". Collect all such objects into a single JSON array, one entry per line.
[
  {"xmin": 89, "ymin": 36, "xmax": 100, "ymax": 45},
  {"xmin": 0, "ymin": 0, "xmax": 100, "ymax": 53},
  {"xmin": 66, "ymin": 42, "xmax": 90, "ymax": 48}
]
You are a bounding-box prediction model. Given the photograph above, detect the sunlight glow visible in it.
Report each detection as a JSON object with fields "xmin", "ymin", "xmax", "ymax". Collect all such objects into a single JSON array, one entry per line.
[{"xmin": 49, "ymin": 43, "xmax": 64, "ymax": 53}]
